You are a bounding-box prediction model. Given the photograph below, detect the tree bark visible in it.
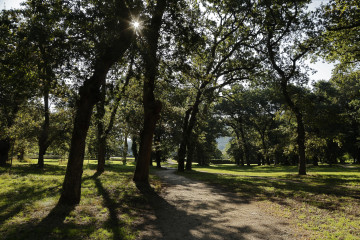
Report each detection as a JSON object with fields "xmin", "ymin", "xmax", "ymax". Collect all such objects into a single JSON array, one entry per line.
[
  {"xmin": 38, "ymin": 86, "xmax": 50, "ymax": 168},
  {"xmin": 59, "ymin": 61, "xmax": 112, "ymax": 205},
  {"xmin": 185, "ymin": 136, "xmax": 195, "ymax": 170},
  {"xmin": 0, "ymin": 138, "xmax": 10, "ymax": 166},
  {"xmin": 58, "ymin": 1, "xmax": 133, "ymax": 205},
  {"xmin": 133, "ymin": 0, "xmax": 167, "ymax": 183},
  {"xmin": 238, "ymin": 118, "xmax": 250, "ymax": 166},
  {"xmin": 96, "ymin": 83, "xmax": 106, "ymax": 173},
  {"xmin": 154, "ymin": 131, "xmax": 162, "ymax": 169},
  {"xmin": 131, "ymin": 136, "xmax": 138, "ymax": 162},
  {"xmin": 96, "ymin": 58, "xmax": 133, "ymax": 172},
  {"xmin": 122, "ymin": 131, "xmax": 128, "ymax": 165},
  {"xmin": 177, "ymin": 108, "xmax": 192, "ymax": 171},
  {"xmin": 178, "ymin": 89, "xmax": 202, "ymax": 171}
]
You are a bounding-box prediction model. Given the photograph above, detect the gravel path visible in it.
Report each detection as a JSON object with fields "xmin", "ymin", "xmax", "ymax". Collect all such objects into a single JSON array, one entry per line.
[{"xmin": 136, "ymin": 168, "xmax": 298, "ymax": 240}]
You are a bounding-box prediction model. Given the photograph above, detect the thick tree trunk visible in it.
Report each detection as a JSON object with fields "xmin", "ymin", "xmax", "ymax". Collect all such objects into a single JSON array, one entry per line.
[
  {"xmin": 58, "ymin": 1, "xmax": 132, "ymax": 205},
  {"xmin": 0, "ymin": 138, "xmax": 10, "ymax": 166},
  {"xmin": 59, "ymin": 63, "xmax": 111, "ymax": 205},
  {"xmin": 133, "ymin": 0, "xmax": 167, "ymax": 183},
  {"xmin": 134, "ymin": 98, "xmax": 162, "ymax": 182},
  {"xmin": 38, "ymin": 87, "xmax": 50, "ymax": 168}
]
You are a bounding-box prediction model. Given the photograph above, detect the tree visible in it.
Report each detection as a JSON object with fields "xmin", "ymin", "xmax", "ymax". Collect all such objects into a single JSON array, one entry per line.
[
  {"xmin": 95, "ymin": 57, "xmax": 135, "ymax": 173},
  {"xmin": 319, "ymin": 0, "xmax": 360, "ymax": 71},
  {"xmin": 0, "ymin": 9, "xmax": 37, "ymax": 166},
  {"xmin": 254, "ymin": 0, "xmax": 316, "ymax": 175},
  {"xmin": 176, "ymin": 0, "xmax": 257, "ymax": 171},
  {"xmin": 133, "ymin": 0, "xmax": 167, "ymax": 183},
  {"xmin": 59, "ymin": 0, "xmax": 134, "ymax": 205},
  {"xmin": 22, "ymin": 0, "xmax": 71, "ymax": 168}
]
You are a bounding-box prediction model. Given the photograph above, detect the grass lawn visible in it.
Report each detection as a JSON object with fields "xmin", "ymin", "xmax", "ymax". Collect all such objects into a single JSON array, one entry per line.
[
  {"xmin": 179, "ymin": 163, "xmax": 360, "ymax": 240},
  {"xmin": 0, "ymin": 159, "xmax": 160, "ymax": 240}
]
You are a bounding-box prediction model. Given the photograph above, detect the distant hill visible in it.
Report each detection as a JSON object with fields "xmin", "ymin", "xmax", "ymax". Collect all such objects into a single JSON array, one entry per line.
[{"xmin": 216, "ymin": 137, "xmax": 231, "ymax": 152}]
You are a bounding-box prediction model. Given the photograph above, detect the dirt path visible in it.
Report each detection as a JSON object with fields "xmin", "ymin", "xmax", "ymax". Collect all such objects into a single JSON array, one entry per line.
[{"xmin": 136, "ymin": 168, "xmax": 300, "ymax": 240}]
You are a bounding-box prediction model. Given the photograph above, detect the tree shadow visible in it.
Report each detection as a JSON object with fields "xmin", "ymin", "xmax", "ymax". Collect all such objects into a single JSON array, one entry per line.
[
  {"xmin": 92, "ymin": 172, "xmax": 125, "ymax": 240},
  {"xmin": 181, "ymin": 169, "xmax": 360, "ymax": 214},
  {"xmin": 134, "ymin": 171, "xmax": 294, "ymax": 240}
]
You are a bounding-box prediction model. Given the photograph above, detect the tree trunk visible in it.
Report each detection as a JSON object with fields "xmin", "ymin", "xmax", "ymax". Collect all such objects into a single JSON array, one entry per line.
[
  {"xmin": 38, "ymin": 87, "xmax": 50, "ymax": 168},
  {"xmin": 131, "ymin": 136, "xmax": 138, "ymax": 162},
  {"xmin": 122, "ymin": 131, "xmax": 128, "ymax": 165},
  {"xmin": 296, "ymin": 114, "xmax": 306, "ymax": 174},
  {"xmin": 133, "ymin": 0, "xmax": 167, "ymax": 183},
  {"xmin": 312, "ymin": 156, "xmax": 319, "ymax": 166},
  {"xmin": 238, "ymin": 120, "xmax": 250, "ymax": 166},
  {"xmin": 58, "ymin": 0, "xmax": 132, "ymax": 205},
  {"xmin": 177, "ymin": 108, "xmax": 192, "ymax": 172},
  {"xmin": 0, "ymin": 138, "xmax": 10, "ymax": 166},
  {"xmin": 280, "ymin": 80, "xmax": 307, "ymax": 175},
  {"xmin": 185, "ymin": 136, "xmax": 195, "ymax": 170},
  {"xmin": 155, "ymin": 147, "xmax": 161, "ymax": 169},
  {"xmin": 154, "ymin": 132, "xmax": 162, "ymax": 169},
  {"xmin": 178, "ymin": 89, "xmax": 203, "ymax": 171},
  {"xmin": 59, "ymin": 63, "xmax": 111, "ymax": 205},
  {"xmin": 96, "ymin": 83, "xmax": 106, "ymax": 173},
  {"xmin": 134, "ymin": 99, "xmax": 162, "ymax": 182}
]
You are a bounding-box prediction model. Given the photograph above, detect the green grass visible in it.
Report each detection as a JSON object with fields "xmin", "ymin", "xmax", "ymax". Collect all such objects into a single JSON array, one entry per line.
[
  {"xmin": 179, "ymin": 164, "xmax": 360, "ymax": 240},
  {"xmin": 192, "ymin": 163, "xmax": 360, "ymax": 177},
  {"xmin": 0, "ymin": 159, "xmax": 161, "ymax": 240}
]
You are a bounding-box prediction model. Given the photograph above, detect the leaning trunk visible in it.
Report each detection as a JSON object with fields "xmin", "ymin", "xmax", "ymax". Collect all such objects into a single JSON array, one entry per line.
[
  {"xmin": 58, "ymin": 0, "xmax": 132, "ymax": 204},
  {"xmin": 59, "ymin": 63, "xmax": 111, "ymax": 205},
  {"xmin": 133, "ymin": 0, "xmax": 166, "ymax": 183}
]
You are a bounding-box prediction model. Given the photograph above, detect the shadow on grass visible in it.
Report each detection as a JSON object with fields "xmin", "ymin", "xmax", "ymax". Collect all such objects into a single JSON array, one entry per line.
[
  {"xmin": 193, "ymin": 164, "xmax": 360, "ymax": 175},
  {"xmin": 0, "ymin": 163, "xmax": 140, "ymax": 240},
  {"xmin": 182, "ymin": 170, "xmax": 360, "ymax": 213},
  {"xmin": 92, "ymin": 172, "xmax": 126, "ymax": 240},
  {"xmin": 0, "ymin": 164, "xmax": 66, "ymax": 176}
]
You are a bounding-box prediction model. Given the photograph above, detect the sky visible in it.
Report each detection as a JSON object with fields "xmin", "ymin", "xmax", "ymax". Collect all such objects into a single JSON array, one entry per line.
[{"xmin": 1, "ymin": 0, "xmax": 334, "ymax": 81}]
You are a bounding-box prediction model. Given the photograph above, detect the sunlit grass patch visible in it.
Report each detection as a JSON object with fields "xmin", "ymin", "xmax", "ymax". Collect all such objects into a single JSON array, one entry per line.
[{"xmin": 0, "ymin": 160, "xmax": 157, "ymax": 240}]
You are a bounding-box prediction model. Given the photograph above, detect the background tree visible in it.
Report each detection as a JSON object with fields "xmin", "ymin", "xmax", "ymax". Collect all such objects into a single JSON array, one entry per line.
[{"xmin": 0, "ymin": 9, "xmax": 37, "ymax": 166}]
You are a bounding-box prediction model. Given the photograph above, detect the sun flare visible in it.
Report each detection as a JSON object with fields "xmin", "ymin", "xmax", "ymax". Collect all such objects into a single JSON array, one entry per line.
[{"xmin": 132, "ymin": 21, "xmax": 140, "ymax": 29}]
